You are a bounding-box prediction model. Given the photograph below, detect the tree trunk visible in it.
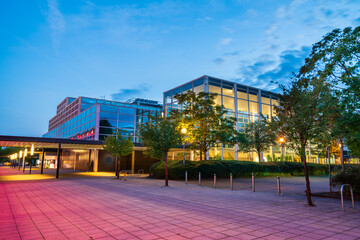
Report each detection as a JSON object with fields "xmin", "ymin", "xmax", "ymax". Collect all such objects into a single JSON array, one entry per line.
[
  {"xmin": 200, "ymin": 150, "xmax": 202, "ymax": 161},
  {"xmin": 117, "ymin": 156, "xmax": 121, "ymax": 179},
  {"xmin": 340, "ymin": 138, "xmax": 344, "ymax": 173},
  {"xmin": 164, "ymin": 151, "xmax": 168, "ymax": 186},
  {"xmin": 116, "ymin": 156, "xmax": 119, "ymax": 178},
  {"xmin": 301, "ymin": 145, "xmax": 314, "ymax": 206},
  {"xmin": 257, "ymin": 151, "xmax": 262, "ymax": 163}
]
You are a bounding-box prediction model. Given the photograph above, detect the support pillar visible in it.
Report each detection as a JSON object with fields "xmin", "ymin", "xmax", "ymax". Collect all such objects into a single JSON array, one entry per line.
[
  {"xmin": 88, "ymin": 149, "xmax": 92, "ymax": 172},
  {"xmin": 41, "ymin": 149, "xmax": 45, "ymax": 174},
  {"xmin": 131, "ymin": 151, "xmax": 135, "ymax": 174},
  {"xmin": 18, "ymin": 158, "xmax": 20, "ymax": 171},
  {"xmin": 22, "ymin": 154, "xmax": 26, "ymax": 172},
  {"xmin": 56, "ymin": 143, "xmax": 61, "ymax": 179}
]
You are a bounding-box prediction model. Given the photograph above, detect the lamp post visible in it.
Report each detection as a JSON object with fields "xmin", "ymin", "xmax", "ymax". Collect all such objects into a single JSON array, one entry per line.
[
  {"xmin": 279, "ymin": 137, "xmax": 285, "ymax": 164},
  {"xmin": 181, "ymin": 128, "xmax": 187, "ymax": 165}
]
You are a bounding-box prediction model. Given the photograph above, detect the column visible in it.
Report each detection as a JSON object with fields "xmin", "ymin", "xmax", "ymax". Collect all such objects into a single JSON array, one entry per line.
[
  {"xmin": 131, "ymin": 151, "xmax": 135, "ymax": 174},
  {"xmin": 41, "ymin": 149, "xmax": 45, "ymax": 174},
  {"xmin": 56, "ymin": 143, "xmax": 61, "ymax": 179}
]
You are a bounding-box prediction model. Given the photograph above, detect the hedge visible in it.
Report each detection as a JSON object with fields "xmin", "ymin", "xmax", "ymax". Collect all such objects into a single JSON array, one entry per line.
[
  {"xmin": 149, "ymin": 160, "xmax": 345, "ymax": 180},
  {"xmin": 332, "ymin": 167, "xmax": 360, "ymax": 195}
]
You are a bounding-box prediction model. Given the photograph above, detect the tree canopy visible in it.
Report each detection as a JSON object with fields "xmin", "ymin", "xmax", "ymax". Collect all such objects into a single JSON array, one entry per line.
[
  {"xmin": 138, "ymin": 116, "xmax": 182, "ymax": 186},
  {"xmin": 171, "ymin": 91, "xmax": 237, "ymax": 160},
  {"xmin": 236, "ymin": 119, "xmax": 276, "ymax": 162}
]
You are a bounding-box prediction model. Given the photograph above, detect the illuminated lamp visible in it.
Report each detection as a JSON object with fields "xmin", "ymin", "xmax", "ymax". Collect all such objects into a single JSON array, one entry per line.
[
  {"xmin": 24, "ymin": 149, "xmax": 28, "ymax": 157},
  {"xmin": 31, "ymin": 144, "xmax": 34, "ymax": 155},
  {"xmin": 19, "ymin": 151, "xmax": 23, "ymax": 158}
]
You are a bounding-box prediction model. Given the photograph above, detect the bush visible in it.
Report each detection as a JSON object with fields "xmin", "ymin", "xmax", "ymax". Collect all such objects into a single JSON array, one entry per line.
[
  {"xmin": 149, "ymin": 160, "xmax": 345, "ymax": 180},
  {"xmin": 332, "ymin": 167, "xmax": 360, "ymax": 195}
]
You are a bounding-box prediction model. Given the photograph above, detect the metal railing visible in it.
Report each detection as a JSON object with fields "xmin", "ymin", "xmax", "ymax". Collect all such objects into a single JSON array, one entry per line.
[{"xmin": 340, "ymin": 184, "xmax": 355, "ymax": 212}]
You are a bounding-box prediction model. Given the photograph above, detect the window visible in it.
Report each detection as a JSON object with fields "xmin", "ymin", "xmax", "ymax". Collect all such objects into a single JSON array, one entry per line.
[
  {"xmin": 118, "ymin": 114, "xmax": 134, "ymax": 122},
  {"xmin": 193, "ymin": 78, "xmax": 204, "ymax": 93},
  {"xmin": 237, "ymin": 99, "xmax": 249, "ymax": 113},
  {"xmin": 261, "ymin": 95, "xmax": 270, "ymax": 104},
  {"xmin": 214, "ymin": 95, "xmax": 222, "ymax": 106},
  {"xmin": 249, "ymin": 90, "xmax": 258, "ymax": 102},
  {"xmin": 261, "ymin": 104, "xmax": 271, "ymax": 116},
  {"xmin": 119, "ymin": 107, "xmax": 135, "ymax": 115},
  {"xmin": 249, "ymin": 102, "xmax": 259, "ymax": 115},
  {"xmin": 182, "ymin": 82, "xmax": 192, "ymax": 92},
  {"xmin": 100, "ymin": 112, "xmax": 117, "ymax": 120},
  {"xmin": 223, "ymin": 96, "xmax": 234, "ymax": 111},
  {"xmin": 82, "ymin": 98, "xmax": 96, "ymax": 104},
  {"xmin": 222, "ymin": 84, "xmax": 234, "ymax": 97},
  {"xmin": 101, "ymin": 105, "xmax": 118, "ymax": 113}
]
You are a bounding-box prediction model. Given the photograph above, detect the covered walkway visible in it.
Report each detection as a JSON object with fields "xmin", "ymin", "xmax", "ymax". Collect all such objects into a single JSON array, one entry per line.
[{"xmin": 0, "ymin": 135, "xmax": 103, "ymax": 179}]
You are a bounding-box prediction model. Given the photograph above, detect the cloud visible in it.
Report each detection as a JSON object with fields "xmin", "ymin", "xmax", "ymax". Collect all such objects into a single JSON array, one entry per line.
[
  {"xmin": 236, "ymin": 46, "xmax": 311, "ymax": 90},
  {"xmin": 111, "ymin": 84, "xmax": 150, "ymax": 101},
  {"xmin": 213, "ymin": 58, "xmax": 225, "ymax": 65},
  {"xmin": 224, "ymin": 50, "xmax": 240, "ymax": 56},
  {"xmin": 45, "ymin": 0, "xmax": 65, "ymax": 51},
  {"xmin": 197, "ymin": 16, "xmax": 213, "ymax": 22},
  {"xmin": 219, "ymin": 37, "xmax": 232, "ymax": 45}
]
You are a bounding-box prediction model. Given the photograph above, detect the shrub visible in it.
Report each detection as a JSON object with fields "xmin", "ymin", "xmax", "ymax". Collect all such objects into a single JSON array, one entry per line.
[
  {"xmin": 332, "ymin": 167, "xmax": 360, "ymax": 195},
  {"xmin": 149, "ymin": 160, "xmax": 346, "ymax": 180}
]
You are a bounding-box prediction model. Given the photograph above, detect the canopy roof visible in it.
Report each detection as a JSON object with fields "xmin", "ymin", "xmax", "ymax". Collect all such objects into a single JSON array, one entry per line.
[{"xmin": 0, "ymin": 135, "xmax": 104, "ymax": 150}]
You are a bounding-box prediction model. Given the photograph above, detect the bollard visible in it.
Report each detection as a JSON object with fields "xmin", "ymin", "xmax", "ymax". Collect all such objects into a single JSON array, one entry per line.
[
  {"xmin": 214, "ymin": 174, "xmax": 217, "ymax": 189},
  {"xmin": 252, "ymin": 173, "xmax": 255, "ymax": 192},
  {"xmin": 198, "ymin": 172, "xmax": 201, "ymax": 186},
  {"xmin": 277, "ymin": 176, "xmax": 281, "ymax": 195},
  {"xmin": 185, "ymin": 171, "xmax": 188, "ymax": 185},
  {"xmin": 230, "ymin": 173, "xmax": 233, "ymax": 191},
  {"xmin": 124, "ymin": 173, "xmax": 127, "ymax": 181}
]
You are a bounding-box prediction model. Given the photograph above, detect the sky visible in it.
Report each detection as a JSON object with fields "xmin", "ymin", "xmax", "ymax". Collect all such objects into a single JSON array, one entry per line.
[{"xmin": 0, "ymin": 0, "xmax": 360, "ymax": 137}]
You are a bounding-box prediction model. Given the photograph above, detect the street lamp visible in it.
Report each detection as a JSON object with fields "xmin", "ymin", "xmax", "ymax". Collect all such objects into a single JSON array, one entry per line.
[
  {"xmin": 181, "ymin": 128, "xmax": 187, "ymax": 165},
  {"xmin": 279, "ymin": 137, "xmax": 285, "ymax": 164}
]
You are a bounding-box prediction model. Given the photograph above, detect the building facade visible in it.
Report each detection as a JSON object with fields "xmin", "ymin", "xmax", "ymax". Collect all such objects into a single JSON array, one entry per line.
[
  {"xmin": 163, "ymin": 75, "xmax": 282, "ymax": 162},
  {"xmin": 43, "ymin": 97, "xmax": 162, "ymax": 142}
]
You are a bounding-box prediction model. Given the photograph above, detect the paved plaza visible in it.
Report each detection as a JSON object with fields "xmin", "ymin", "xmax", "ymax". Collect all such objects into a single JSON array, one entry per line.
[{"xmin": 1, "ymin": 167, "xmax": 360, "ymax": 240}]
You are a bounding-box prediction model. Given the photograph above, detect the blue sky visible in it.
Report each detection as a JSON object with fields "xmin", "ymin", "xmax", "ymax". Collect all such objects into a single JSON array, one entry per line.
[{"xmin": 0, "ymin": 0, "xmax": 359, "ymax": 137}]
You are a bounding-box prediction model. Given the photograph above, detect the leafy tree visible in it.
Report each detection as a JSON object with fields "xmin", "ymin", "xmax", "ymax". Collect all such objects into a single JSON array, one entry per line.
[
  {"xmin": 236, "ymin": 119, "xmax": 276, "ymax": 162},
  {"xmin": 271, "ymin": 77, "xmax": 334, "ymax": 206},
  {"xmin": 299, "ymin": 26, "xmax": 360, "ymax": 163},
  {"xmin": 171, "ymin": 91, "xmax": 237, "ymax": 161},
  {"xmin": 0, "ymin": 147, "xmax": 21, "ymax": 163},
  {"xmin": 138, "ymin": 116, "xmax": 182, "ymax": 186},
  {"xmin": 103, "ymin": 129, "xmax": 134, "ymax": 179}
]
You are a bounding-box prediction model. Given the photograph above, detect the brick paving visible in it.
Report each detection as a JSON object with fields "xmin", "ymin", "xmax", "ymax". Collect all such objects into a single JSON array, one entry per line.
[{"xmin": 1, "ymin": 167, "xmax": 360, "ymax": 240}]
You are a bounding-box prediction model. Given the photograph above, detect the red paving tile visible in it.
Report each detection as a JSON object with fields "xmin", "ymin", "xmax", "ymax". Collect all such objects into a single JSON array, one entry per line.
[{"xmin": 1, "ymin": 167, "xmax": 360, "ymax": 240}]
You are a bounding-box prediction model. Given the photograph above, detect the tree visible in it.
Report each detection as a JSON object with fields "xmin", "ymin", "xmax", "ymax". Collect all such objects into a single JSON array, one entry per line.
[
  {"xmin": 103, "ymin": 129, "xmax": 134, "ymax": 179},
  {"xmin": 171, "ymin": 91, "xmax": 237, "ymax": 161},
  {"xmin": 271, "ymin": 77, "xmax": 334, "ymax": 206},
  {"xmin": 138, "ymin": 116, "xmax": 182, "ymax": 186},
  {"xmin": 299, "ymin": 26, "xmax": 360, "ymax": 164},
  {"xmin": 236, "ymin": 119, "xmax": 276, "ymax": 162}
]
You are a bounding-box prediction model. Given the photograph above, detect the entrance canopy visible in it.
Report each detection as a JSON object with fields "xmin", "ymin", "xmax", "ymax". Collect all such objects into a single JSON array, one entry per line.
[{"xmin": 0, "ymin": 135, "xmax": 104, "ymax": 150}]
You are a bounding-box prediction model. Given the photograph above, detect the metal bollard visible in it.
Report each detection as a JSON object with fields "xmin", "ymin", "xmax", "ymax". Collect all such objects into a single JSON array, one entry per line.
[
  {"xmin": 214, "ymin": 174, "xmax": 216, "ymax": 189},
  {"xmin": 198, "ymin": 172, "xmax": 201, "ymax": 186},
  {"xmin": 277, "ymin": 176, "xmax": 281, "ymax": 195},
  {"xmin": 124, "ymin": 173, "xmax": 127, "ymax": 181},
  {"xmin": 230, "ymin": 173, "xmax": 233, "ymax": 191},
  {"xmin": 340, "ymin": 184, "xmax": 355, "ymax": 212},
  {"xmin": 252, "ymin": 173, "xmax": 255, "ymax": 192},
  {"xmin": 185, "ymin": 171, "xmax": 188, "ymax": 185}
]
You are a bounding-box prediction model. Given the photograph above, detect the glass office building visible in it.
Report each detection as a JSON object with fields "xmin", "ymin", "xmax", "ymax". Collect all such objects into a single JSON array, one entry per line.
[
  {"xmin": 163, "ymin": 75, "xmax": 281, "ymax": 161},
  {"xmin": 43, "ymin": 97, "xmax": 162, "ymax": 142}
]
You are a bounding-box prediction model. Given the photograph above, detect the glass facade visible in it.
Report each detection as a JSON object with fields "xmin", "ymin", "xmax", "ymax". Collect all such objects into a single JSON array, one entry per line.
[
  {"xmin": 163, "ymin": 75, "xmax": 280, "ymax": 161},
  {"xmin": 43, "ymin": 97, "xmax": 162, "ymax": 142}
]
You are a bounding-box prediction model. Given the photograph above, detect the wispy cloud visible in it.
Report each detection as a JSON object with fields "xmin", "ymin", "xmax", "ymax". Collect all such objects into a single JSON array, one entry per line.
[
  {"xmin": 111, "ymin": 84, "xmax": 150, "ymax": 101},
  {"xmin": 236, "ymin": 46, "xmax": 311, "ymax": 90},
  {"xmin": 219, "ymin": 37, "xmax": 232, "ymax": 45},
  {"xmin": 46, "ymin": 0, "xmax": 65, "ymax": 51}
]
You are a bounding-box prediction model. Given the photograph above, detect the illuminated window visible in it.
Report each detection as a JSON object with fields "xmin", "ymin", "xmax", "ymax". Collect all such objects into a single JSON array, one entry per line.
[
  {"xmin": 237, "ymin": 99, "xmax": 249, "ymax": 114},
  {"xmin": 223, "ymin": 96, "xmax": 234, "ymax": 111},
  {"xmin": 249, "ymin": 102, "xmax": 259, "ymax": 115}
]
